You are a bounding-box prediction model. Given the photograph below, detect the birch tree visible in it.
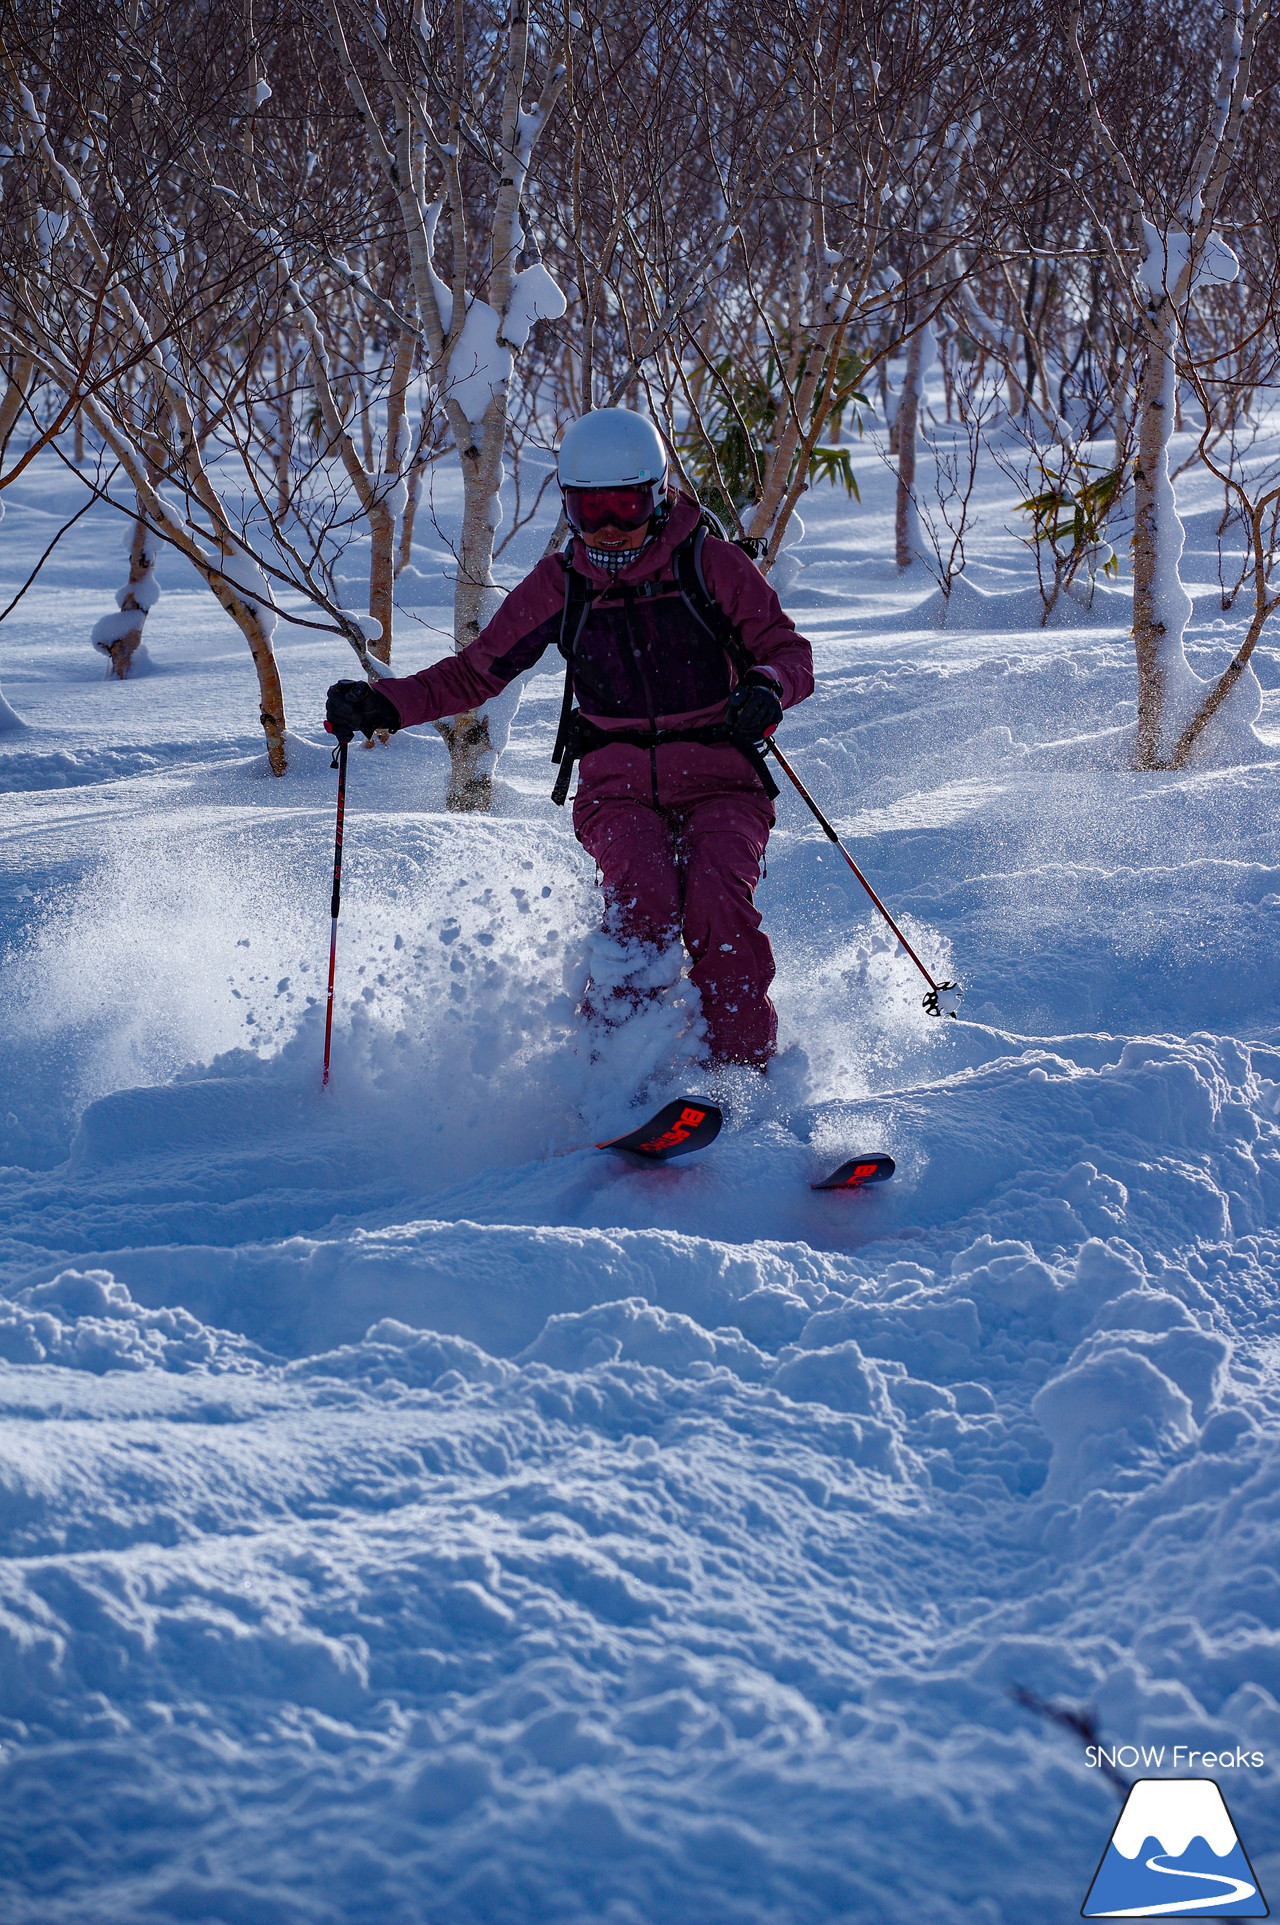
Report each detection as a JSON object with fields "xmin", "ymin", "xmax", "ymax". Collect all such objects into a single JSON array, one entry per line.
[
  {"xmin": 314, "ymin": 0, "xmax": 569, "ymax": 809},
  {"xmin": 1068, "ymin": 0, "xmax": 1262, "ymax": 768}
]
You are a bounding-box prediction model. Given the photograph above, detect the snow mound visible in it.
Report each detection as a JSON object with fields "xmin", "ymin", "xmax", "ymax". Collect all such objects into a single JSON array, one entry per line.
[
  {"xmin": 0, "ymin": 1268, "xmax": 259, "ymax": 1373},
  {"xmin": 3, "ymin": 441, "xmax": 1280, "ymax": 1922},
  {"xmin": 895, "ymin": 571, "xmax": 1132, "ymax": 633}
]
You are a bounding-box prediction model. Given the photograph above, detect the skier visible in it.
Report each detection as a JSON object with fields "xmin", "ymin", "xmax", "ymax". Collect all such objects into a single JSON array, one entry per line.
[{"xmin": 325, "ymin": 408, "xmax": 814, "ymax": 1069}]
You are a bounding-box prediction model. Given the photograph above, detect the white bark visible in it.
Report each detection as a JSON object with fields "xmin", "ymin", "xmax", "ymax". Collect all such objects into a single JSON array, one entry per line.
[
  {"xmin": 92, "ymin": 503, "xmax": 160, "ymax": 679},
  {"xmin": 1130, "ymin": 307, "xmax": 1201, "ymax": 763},
  {"xmin": 323, "ymin": 0, "xmax": 566, "ymax": 809},
  {"xmin": 1069, "ymin": 0, "xmax": 1257, "ymax": 767},
  {"xmin": 894, "ymin": 320, "xmax": 931, "ymax": 570}
]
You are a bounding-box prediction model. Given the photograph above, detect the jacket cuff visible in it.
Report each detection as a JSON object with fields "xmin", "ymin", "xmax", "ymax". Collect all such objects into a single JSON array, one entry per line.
[{"xmin": 372, "ymin": 676, "xmax": 419, "ymax": 725}]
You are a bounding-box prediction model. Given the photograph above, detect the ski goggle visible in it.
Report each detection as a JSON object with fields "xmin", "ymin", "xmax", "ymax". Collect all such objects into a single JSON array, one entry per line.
[{"xmin": 562, "ymin": 483, "xmax": 659, "ymax": 535}]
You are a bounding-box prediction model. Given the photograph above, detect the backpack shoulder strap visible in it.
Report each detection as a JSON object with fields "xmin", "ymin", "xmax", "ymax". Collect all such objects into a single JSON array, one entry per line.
[
  {"xmin": 673, "ymin": 524, "xmax": 754, "ymax": 675},
  {"xmin": 552, "ymin": 555, "xmax": 597, "ymax": 783},
  {"xmin": 558, "ymin": 549, "xmax": 595, "ymax": 658}
]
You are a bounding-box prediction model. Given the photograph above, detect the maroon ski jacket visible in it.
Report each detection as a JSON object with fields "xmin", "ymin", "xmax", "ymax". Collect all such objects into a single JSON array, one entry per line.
[{"xmin": 376, "ymin": 497, "xmax": 814, "ymax": 740}]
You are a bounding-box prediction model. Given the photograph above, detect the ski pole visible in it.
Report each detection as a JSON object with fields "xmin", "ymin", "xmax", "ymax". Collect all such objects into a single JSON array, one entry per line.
[
  {"xmin": 322, "ymin": 732, "xmax": 349, "ymax": 1086},
  {"xmin": 764, "ymin": 739, "xmax": 962, "ymax": 1017}
]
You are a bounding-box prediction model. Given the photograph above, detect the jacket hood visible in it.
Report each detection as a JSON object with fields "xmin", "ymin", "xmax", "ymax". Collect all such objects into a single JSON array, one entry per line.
[{"xmin": 569, "ymin": 494, "xmax": 704, "ymax": 587}]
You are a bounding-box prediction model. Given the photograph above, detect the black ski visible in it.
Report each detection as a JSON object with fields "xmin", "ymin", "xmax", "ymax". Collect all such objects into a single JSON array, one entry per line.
[
  {"xmin": 811, "ymin": 1153, "xmax": 895, "ymax": 1192},
  {"xmin": 598, "ymin": 1097, "xmax": 723, "ymax": 1161},
  {"xmin": 596, "ymin": 1099, "xmax": 892, "ymax": 1187}
]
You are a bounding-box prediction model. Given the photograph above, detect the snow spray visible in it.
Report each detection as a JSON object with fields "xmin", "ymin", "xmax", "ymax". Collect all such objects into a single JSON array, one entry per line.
[{"xmin": 765, "ymin": 740, "xmax": 963, "ymax": 1017}]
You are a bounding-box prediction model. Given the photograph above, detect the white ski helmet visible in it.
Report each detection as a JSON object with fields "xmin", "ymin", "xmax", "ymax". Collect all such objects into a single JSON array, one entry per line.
[{"xmin": 556, "ymin": 408, "xmax": 668, "ymax": 488}]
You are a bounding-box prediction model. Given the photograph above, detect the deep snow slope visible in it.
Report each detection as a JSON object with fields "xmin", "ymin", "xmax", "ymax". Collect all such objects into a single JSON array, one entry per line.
[{"xmin": 1, "ymin": 437, "xmax": 1279, "ymax": 1923}]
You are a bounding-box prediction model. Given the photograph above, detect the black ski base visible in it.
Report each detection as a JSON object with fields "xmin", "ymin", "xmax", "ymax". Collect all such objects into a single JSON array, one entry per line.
[
  {"xmin": 811, "ymin": 1153, "xmax": 895, "ymax": 1192},
  {"xmin": 598, "ymin": 1098, "xmax": 723, "ymax": 1161}
]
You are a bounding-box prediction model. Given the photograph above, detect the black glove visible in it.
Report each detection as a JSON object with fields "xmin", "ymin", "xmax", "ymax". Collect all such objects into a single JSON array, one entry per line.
[
  {"xmin": 325, "ymin": 679, "xmax": 400, "ymax": 742},
  {"xmin": 725, "ymin": 670, "xmax": 783, "ymax": 742}
]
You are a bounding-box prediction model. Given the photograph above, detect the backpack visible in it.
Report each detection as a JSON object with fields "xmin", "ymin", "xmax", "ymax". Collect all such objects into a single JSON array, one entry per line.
[{"xmin": 550, "ymin": 512, "xmax": 776, "ymax": 805}]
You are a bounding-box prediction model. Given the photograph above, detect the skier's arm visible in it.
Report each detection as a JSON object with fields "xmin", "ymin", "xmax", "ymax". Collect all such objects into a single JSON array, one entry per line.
[
  {"xmin": 699, "ymin": 541, "xmax": 815, "ymax": 709},
  {"xmin": 373, "ymin": 558, "xmax": 567, "ymax": 728}
]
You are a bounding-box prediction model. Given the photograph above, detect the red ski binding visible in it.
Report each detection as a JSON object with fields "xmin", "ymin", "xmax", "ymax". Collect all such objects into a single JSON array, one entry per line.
[
  {"xmin": 598, "ymin": 1098, "xmax": 723, "ymax": 1161},
  {"xmin": 811, "ymin": 1152, "xmax": 895, "ymax": 1192}
]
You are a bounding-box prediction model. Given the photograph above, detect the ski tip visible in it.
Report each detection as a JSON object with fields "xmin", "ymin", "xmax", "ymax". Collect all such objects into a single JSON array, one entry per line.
[
  {"xmin": 598, "ymin": 1097, "xmax": 723, "ymax": 1161},
  {"xmin": 811, "ymin": 1152, "xmax": 895, "ymax": 1192}
]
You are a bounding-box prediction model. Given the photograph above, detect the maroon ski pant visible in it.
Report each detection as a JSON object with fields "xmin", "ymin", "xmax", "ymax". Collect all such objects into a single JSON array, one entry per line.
[{"xmin": 573, "ymin": 741, "xmax": 777, "ymax": 1067}]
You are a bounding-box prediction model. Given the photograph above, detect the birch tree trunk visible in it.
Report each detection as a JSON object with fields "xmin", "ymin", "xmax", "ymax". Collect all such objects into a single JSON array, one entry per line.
[
  {"xmin": 68, "ymin": 390, "xmax": 291, "ymax": 770},
  {"xmin": 368, "ymin": 328, "xmax": 417, "ymax": 666},
  {"xmin": 894, "ymin": 318, "xmax": 928, "ymax": 570},
  {"xmin": 0, "ymin": 354, "xmax": 30, "ymax": 724},
  {"xmin": 433, "ymin": 0, "xmax": 540, "ymax": 810},
  {"xmin": 289, "ymin": 294, "xmax": 412, "ymax": 667},
  {"xmin": 0, "ymin": 354, "xmax": 34, "ymax": 465},
  {"xmin": 322, "ymin": 0, "xmax": 565, "ymax": 811},
  {"xmin": 396, "ymin": 460, "xmax": 425, "ymax": 578},
  {"xmin": 1068, "ymin": 0, "xmax": 1256, "ymax": 767},
  {"xmin": 94, "ymin": 497, "xmax": 160, "ymax": 679},
  {"xmin": 1129, "ymin": 304, "xmax": 1198, "ymax": 766},
  {"xmin": 270, "ymin": 334, "xmax": 295, "ymax": 519}
]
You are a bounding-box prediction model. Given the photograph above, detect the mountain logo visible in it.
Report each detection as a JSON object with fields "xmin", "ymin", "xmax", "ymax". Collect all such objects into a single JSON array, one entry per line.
[{"xmin": 1082, "ymin": 1777, "xmax": 1268, "ymax": 1917}]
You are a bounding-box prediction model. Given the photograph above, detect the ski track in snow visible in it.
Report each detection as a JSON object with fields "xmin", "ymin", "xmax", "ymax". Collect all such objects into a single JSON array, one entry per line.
[{"xmin": 1, "ymin": 445, "xmax": 1280, "ymax": 1921}]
